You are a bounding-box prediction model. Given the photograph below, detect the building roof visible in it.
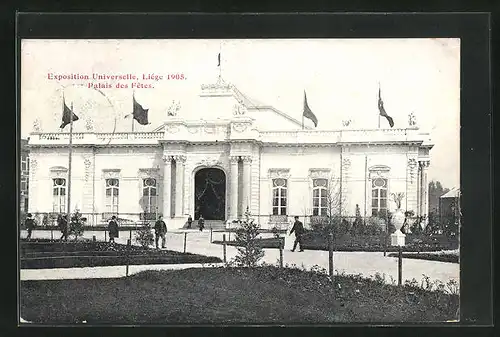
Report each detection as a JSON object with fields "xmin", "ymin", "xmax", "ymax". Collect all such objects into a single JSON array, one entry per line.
[{"xmin": 440, "ymin": 187, "xmax": 460, "ymax": 199}]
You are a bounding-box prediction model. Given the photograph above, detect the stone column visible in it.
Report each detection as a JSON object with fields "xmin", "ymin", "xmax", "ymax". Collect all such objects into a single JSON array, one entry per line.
[
  {"xmin": 162, "ymin": 155, "xmax": 172, "ymax": 218},
  {"xmin": 421, "ymin": 161, "xmax": 430, "ymax": 221},
  {"xmin": 242, "ymin": 156, "xmax": 252, "ymax": 213},
  {"xmin": 174, "ymin": 155, "xmax": 186, "ymax": 217},
  {"xmin": 229, "ymin": 156, "xmax": 239, "ymax": 220}
]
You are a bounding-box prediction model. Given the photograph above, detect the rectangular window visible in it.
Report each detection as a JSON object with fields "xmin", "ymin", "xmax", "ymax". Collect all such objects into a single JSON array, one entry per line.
[
  {"xmin": 371, "ymin": 177, "xmax": 388, "ymax": 218},
  {"xmin": 272, "ymin": 178, "xmax": 287, "ymax": 217},
  {"xmin": 312, "ymin": 178, "xmax": 328, "ymax": 218},
  {"xmin": 105, "ymin": 178, "xmax": 119, "ymax": 214},
  {"xmin": 52, "ymin": 178, "xmax": 66, "ymax": 213}
]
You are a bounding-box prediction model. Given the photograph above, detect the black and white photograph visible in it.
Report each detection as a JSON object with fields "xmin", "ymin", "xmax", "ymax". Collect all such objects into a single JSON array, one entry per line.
[{"xmin": 19, "ymin": 37, "xmax": 461, "ymax": 324}]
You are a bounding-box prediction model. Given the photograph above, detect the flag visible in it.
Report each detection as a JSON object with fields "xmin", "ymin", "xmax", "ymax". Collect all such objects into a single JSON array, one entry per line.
[
  {"xmin": 60, "ymin": 98, "xmax": 79, "ymax": 129},
  {"xmin": 132, "ymin": 96, "xmax": 149, "ymax": 125},
  {"xmin": 378, "ymin": 87, "xmax": 394, "ymax": 128},
  {"xmin": 303, "ymin": 91, "xmax": 318, "ymax": 127},
  {"xmin": 217, "ymin": 53, "xmax": 221, "ymax": 67}
]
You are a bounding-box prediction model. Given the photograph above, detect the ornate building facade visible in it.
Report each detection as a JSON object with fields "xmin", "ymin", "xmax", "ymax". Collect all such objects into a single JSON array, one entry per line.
[{"xmin": 27, "ymin": 81, "xmax": 433, "ymax": 229}]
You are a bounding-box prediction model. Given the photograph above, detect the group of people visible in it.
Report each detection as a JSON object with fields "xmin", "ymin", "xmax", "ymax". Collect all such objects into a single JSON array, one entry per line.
[
  {"xmin": 23, "ymin": 213, "xmax": 74, "ymax": 241},
  {"xmin": 185, "ymin": 215, "xmax": 205, "ymax": 231}
]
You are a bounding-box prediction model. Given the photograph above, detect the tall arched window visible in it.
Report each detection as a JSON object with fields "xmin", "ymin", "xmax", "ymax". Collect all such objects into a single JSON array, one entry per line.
[
  {"xmin": 105, "ymin": 178, "xmax": 119, "ymax": 214},
  {"xmin": 312, "ymin": 178, "xmax": 328, "ymax": 216},
  {"xmin": 52, "ymin": 178, "xmax": 66, "ymax": 213},
  {"xmin": 372, "ymin": 177, "xmax": 388, "ymax": 217},
  {"xmin": 142, "ymin": 178, "xmax": 157, "ymax": 217},
  {"xmin": 272, "ymin": 178, "xmax": 287, "ymax": 215}
]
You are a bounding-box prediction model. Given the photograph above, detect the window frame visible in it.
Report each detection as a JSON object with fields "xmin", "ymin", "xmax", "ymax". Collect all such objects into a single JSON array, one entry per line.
[
  {"xmin": 312, "ymin": 178, "xmax": 328, "ymax": 217},
  {"xmin": 271, "ymin": 178, "xmax": 288, "ymax": 216},
  {"xmin": 105, "ymin": 178, "xmax": 120, "ymax": 214},
  {"xmin": 52, "ymin": 178, "xmax": 67, "ymax": 213}
]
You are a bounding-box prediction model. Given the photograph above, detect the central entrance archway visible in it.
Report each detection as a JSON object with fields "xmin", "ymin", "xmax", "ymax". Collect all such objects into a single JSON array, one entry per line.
[{"xmin": 194, "ymin": 168, "xmax": 226, "ymax": 220}]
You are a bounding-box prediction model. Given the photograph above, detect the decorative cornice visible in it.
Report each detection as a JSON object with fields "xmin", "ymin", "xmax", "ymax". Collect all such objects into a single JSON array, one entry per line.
[
  {"xmin": 308, "ymin": 168, "xmax": 331, "ymax": 179},
  {"xmin": 138, "ymin": 168, "xmax": 160, "ymax": 178},
  {"xmin": 241, "ymin": 156, "xmax": 253, "ymax": 164},
  {"xmin": 102, "ymin": 169, "xmax": 121, "ymax": 180},
  {"xmin": 229, "ymin": 156, "xmax": 240, "ymax": 164},
  {"xmin": 419, "ymin": 160, "xmax": 430, "ymax": 168},
  {"xmin": 232, "ymin": 122, "xmax": 248, "ymax": 133},
  {"xmin": 162, "ymin": 155, "xmax": 173, "ymax": 164},
  {"xmin": 268, "ymin": 168, "xmax": 290, "ymax": 179},
  {"xmin": 196, "ymin": 158, "xmax": 224, "ymax": 168},
  {"xmin": 173, "ymin": 155, "xmax": 187, "ymax": 163}
]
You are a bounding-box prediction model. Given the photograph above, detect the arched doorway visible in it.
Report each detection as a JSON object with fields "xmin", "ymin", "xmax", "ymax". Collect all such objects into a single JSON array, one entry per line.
[{"xmin": 194, "ymin": 168, "xmax": 226, "ymax": 220}]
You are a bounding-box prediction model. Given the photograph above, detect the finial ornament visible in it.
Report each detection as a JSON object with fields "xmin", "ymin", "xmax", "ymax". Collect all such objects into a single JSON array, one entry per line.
[
  {"xmin": 32, "ymin": 118, "xmax": 42, "ymax": 133},
  {"xmin": 408, "ymin": 112, "xmax": 417, "ymax": 126},
  {"xmin": 167, "ymin": 100, "xmax": 181, "ymax": 116},
  {"xmin": 342, "ymin": 119, "xmax": 352, "ymax": 127}
]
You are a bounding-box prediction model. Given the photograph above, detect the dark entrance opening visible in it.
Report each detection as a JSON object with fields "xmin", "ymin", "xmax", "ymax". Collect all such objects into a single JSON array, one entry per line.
[{"xmin": 194, "ymin": 168, "xmax": 226, "ymax": 220}]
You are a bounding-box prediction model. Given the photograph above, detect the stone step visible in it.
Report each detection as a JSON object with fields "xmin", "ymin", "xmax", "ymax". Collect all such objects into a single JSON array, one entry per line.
[{"xmin": 180, "ymin": 220, "xmax": 226, "ymax": 230}]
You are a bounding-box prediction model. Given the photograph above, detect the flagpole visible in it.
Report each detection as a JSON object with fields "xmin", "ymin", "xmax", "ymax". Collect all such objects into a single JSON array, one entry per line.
[
  {"xmin": 378, "ymin": 82, "xmax": 381, "ymax": 128},
  {"xmin": 302, "ymin": 91, "xmax": 305, "ymax": 130},
  {"xmin": 67, "ymin": 101, "xmax": 74, "ymax": 226},
  {"xmin": 218, "ymin": 42, "xmax": 222, "ymax": 80},
  {"xmin": 132, "ymin": 91, "xmax": 135, "ymax": 132},
  {"xmin": 364, "ymin": 155, "xmax": 368, "ymax": 220}
]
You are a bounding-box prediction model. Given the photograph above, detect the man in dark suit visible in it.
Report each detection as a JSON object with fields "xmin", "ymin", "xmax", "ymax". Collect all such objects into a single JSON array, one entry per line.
[
  {"xmin": 154, "ymin": 215, "xmax": 167, "ymax": 249},
  {"xmin": 24, "ymin": 213, "xmax": 35, "ymax": 240},
  {"xmin": 289, "ymin": 216, "xmax": 305, "ymax": 252}
]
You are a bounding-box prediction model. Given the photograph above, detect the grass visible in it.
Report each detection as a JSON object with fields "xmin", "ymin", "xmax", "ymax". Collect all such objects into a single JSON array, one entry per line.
[
  {"xmin": 20, "ymin": 239, "xmax": 222, "ymax": 269},
  {"xmin": 20, "ymin": 265, "xmax": 459, "ymax": 324}
]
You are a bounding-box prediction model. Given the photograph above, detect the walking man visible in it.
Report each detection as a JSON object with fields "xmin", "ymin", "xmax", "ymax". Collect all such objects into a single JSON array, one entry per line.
[
  {"xmin": 289, "ymin": 216, "xmax": 305, "ymax": 252},
  {"xmin": 24, "ymin": 213, "xmax": 35, "ymax": 240},
  {"xmin": 154, "ymin": 215, "xmax": 167, "ymax": 249},
  {"xmin": 108, "ymin": 215, "xmax": 119, "ymax": 243},
  {"xmin": 58, "ymin": 213, "xmax": 68, "ymax": 241}
]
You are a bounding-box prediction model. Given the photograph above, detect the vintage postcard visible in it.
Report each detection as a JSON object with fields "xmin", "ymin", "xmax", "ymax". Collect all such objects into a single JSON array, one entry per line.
[{"xmin": 19, "ymin": 38, "xmax": 460, "ymax": 324}]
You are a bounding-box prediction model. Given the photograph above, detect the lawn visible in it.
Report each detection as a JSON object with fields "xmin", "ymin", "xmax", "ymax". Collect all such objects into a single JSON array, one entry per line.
[
  {"xmin": 213, "ymin": 233, "xmax": 459, "ymax": 252},
  {"xmin": 20, "ymin": 266, "xmax": 459, "ymax": 324},
  {"xmin": 20, "ymin": 239, "xmax": 222, "ymax": 269}
]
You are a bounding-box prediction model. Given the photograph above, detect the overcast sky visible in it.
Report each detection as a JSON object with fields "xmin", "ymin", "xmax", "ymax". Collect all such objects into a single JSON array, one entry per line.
[{"xmin": 21, "ymin": 38, "xmax": 460, "ymax": 188}]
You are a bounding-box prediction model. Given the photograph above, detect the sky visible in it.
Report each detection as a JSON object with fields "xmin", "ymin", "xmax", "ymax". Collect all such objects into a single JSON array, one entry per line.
[{"xmin": 20, "ymin": 39, "xmax": 460, "ymax": 188}]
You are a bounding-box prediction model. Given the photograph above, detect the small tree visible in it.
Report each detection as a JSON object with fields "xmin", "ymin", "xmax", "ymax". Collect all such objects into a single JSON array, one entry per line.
[
  {"xmin": 232, "ymin": 207, "xmax": 264, "ymax": 267},
  {"xmin": 135, "ymin": 222, "xmax": 154, "ymax": 248},
  {"xmin": 69, "ymin": 211, "xmax": 85, "ymax": 241}
]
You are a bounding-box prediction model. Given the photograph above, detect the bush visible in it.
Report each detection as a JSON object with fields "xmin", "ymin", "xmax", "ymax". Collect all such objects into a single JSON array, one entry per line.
[
  {"xmin": 135, "ymin": 223, "xmax": 154, "ymax": 248},
  {"xmin": 232, "ymin": 209, "xmax": 264, "ymax": 267},
  {"xmin": 310, "ymin": 215, "xmax": 350, "ymax": 237},
  {"xmin": 270, "ymin": 225, "xmax": 281, "ymax": 239},
  {"xmin": 69, "ymin": 211, "xmax": 85, "ymax": 241}
]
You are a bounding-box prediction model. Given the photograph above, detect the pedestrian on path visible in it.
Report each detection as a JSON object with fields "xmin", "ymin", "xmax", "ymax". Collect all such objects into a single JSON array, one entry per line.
[
  {"xmin": 198, "ymin": 215, "xmax": 205, "ymax": 232},
  {"xmin": 290, "ymin": 216, "xmax": 305, "ymax": 252},
  {"xmin": 24, "ymin": 213, "xmax": 35, "ymax": 240},
  {"xmin": 154, "ymin": 215, "xmax": 167, "ymax": 249},
  {"xmin": 108, "ymin": 216, "xmax": 119, "ymax": 243},
  {"xmin": 58, "ymin": 214, "xmax": 68, "ymax": 241},
  {"xmin": 187, "ymin": 215, "xmax": 193, "ymax": 229}
]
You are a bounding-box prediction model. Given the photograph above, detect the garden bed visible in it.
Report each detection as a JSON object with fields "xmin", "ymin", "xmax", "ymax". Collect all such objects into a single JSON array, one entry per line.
[
  {"xmin": 387, "ymin": 253, "xmax": 459, "ymax": 264},
  {"xmin": 213, "ymin": 233, "xmax": 458, "ymax": 252},
  {"xmin": 20, "ymin": 266, "xmax": 459, "ymax": 324},
  {"xmin": 20, "ymin": 239, "xmax": 221, "ymax": 269}
]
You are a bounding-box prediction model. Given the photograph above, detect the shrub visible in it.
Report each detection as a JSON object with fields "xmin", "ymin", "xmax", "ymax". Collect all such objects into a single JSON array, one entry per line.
[
  {"xmin": 232, "ymin": 208, "xmax": 264, "ymax": 267},
  {"xmin": 270, "ymin": 225, "xmax": 281, "ymax": 239},
  {"xmin": 310, "ymin": 215, "xmax": 350, "ymax": 237},
  {"xmin": 69, "ymin": 211, "xmax": 85, "ymax": 241},
  {"xmin": 135, "ymin": 222, "xmax": 154, "ymax": 248}
]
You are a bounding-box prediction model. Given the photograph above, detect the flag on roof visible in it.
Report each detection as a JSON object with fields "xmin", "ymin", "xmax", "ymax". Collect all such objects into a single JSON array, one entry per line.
[
  {"xmin": 60, "ymin": 97, "xmax": 79, "ymax": 129},
  {"xmin": 132, "ymin": 95, "xmax": 149, "ymax": 125},
  {"xmin": 378, "ymin": 87, "xmax": 394, "ymax": 128},
  {"xmin": 303, "ymin": 91, "xmax": 318, "ymax": 128}
]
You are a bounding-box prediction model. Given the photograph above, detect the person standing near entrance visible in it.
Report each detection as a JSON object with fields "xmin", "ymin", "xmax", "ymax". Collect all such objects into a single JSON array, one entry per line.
[
  {"xmin": 108, "ymin": 216, "xmax": 119, "ymax": 243},
  {"xmin": 24, "ymin": 213, "xmax": 35, "ymax": 240},
  {"xmin": 154, "ymin": 215, "xmax": 167, "ymax": 249},
  {"xmin": 187, "ymin": 215, "xmax": 193, "ymax": 229},
  {"xmin": 289, "ymin": 216, "xmax": 305, "ymax": 252},
  {"xmin": 198, "ymin": 215, "xmax": 205, "ymax": 232}
]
